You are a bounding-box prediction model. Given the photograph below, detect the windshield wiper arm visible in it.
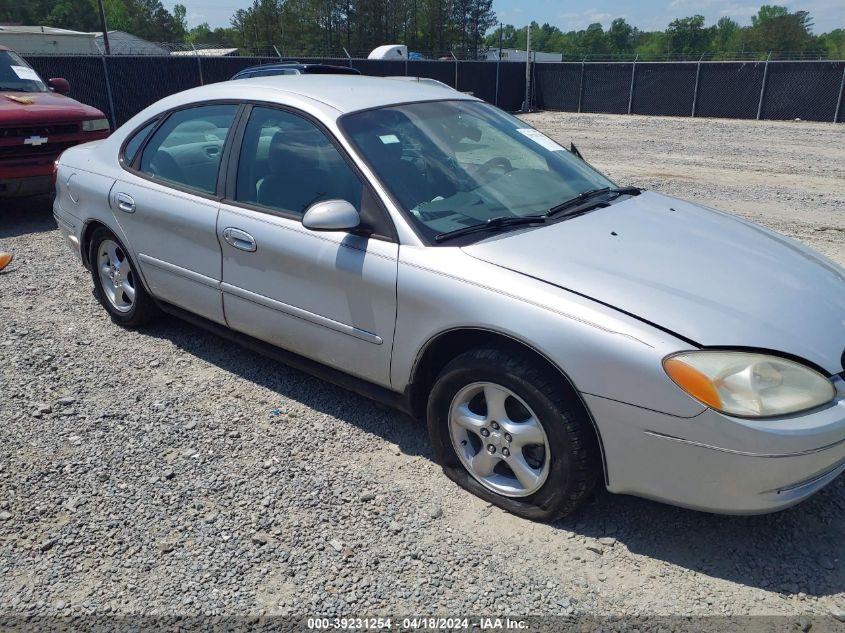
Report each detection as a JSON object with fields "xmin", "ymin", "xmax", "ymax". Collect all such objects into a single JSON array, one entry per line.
[
  {"xmin": 434, "ymin": 215, "xmax": 546, "ymax": 243},
  {"xmin": 546, "ymin": 186, "xmax": 641, "ymax": 219}
]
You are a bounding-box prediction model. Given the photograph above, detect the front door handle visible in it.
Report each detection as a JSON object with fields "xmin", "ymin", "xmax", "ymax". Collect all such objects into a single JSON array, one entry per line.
[
  {"xmin": 222, "ymin": 227, "xmax": 257, "ymax": 252},
  {"xmin": 116, "ymin": 192, "xmax": 135, "ymax": 213}
]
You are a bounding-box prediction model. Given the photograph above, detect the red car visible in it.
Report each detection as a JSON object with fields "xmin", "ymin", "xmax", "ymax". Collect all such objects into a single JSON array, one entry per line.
[{"xmin": 0, "ymin": 45, "xmax": 110, "ymax": 197}]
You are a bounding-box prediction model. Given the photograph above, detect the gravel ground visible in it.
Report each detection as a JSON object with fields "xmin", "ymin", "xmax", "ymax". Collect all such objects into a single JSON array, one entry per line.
[
  {"xmin": 521, "ymin": 112, "xmax": 845, "ymax": 266},
  {"xmin": 1, "ymin": 113, "xmax": 844, "ymax": 627}
]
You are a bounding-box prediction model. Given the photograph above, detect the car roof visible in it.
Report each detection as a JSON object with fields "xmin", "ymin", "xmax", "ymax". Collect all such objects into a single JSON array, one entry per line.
[
  {"xmin": 184, "ymin": 75, "xmax": 476, "ymax": 114},
  {"xmin": 233, "ymin": 62, "xmax": 360, "ymax": 78}
]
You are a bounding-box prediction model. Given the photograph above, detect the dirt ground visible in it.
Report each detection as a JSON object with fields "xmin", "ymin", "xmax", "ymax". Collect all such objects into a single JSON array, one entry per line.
[{"xmin": 523, "ymin": 112, "xmax": 845, "ymax": 265}]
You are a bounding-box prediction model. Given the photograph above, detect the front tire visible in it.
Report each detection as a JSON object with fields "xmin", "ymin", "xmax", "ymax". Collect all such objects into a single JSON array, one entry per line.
[
  {"xmin": 427, "ymin": 346, "xmax": 601, "ymax": 521},
  {"xmin": 88, "ymin": 227, "xmax": 160, "ymax": 327}
]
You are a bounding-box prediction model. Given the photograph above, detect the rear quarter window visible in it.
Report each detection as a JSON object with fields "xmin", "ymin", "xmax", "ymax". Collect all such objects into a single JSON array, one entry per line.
[{"xmin": 123, "ymin": 119, "xmax": 158, "ymax": 166}]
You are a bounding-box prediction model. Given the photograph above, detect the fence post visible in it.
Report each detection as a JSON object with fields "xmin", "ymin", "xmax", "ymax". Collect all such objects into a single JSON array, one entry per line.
[
  {"xmin": 834, "ymin": 65, "xmax": 845, "ymax": 124},
  {"xmin": 691, "ymin": 54, "xmax": 703, "ymax": 117},
  {"xmin": 494, "ymin": 58, "xmax": 500, "ymax": 106},
  {"xmin": 273, "ymin": 45, "xmax": 283, "ymax": 61},
  {"xmin": 100, "ymin": 54, "xmax": 117, "ymax": 129},
  {"xmin": 524, "ymin": 23, "xmax": 531, "ymax": 112},
  {"xmin": 577, "ymin": 56, "xmax": 586, "ymax": 113},
  {"xmin": 756, "ymin": 52, "xmax": 771, "ymax": 121},
  {"xmin": 627, "ymin": 54, "xmax": 638, "ymax": 115},
  {"xmin": 190, "ymin": 43, "xmax": 204, "ymax": 85}
]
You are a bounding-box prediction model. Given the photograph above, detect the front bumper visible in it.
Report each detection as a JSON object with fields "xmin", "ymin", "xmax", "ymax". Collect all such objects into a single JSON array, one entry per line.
[{"xmin": 586, "ymin": 376, "xmax": 845, "ymax": 514}]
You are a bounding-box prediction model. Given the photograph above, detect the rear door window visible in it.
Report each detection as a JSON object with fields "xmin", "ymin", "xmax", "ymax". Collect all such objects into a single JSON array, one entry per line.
[{"xmin": 139, "ymin": 104, "xmax": 237, "ymax": 194}]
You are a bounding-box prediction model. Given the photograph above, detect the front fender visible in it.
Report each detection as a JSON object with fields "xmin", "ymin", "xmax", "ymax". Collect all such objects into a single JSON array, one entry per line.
[{"xmin": 392, "ymin": 246, "xmax": 705, "ymax": 419}]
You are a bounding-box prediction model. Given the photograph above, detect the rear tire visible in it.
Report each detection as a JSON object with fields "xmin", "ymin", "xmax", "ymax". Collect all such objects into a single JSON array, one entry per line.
[
  {"xmin": 88, "ymin": 227, "xmax": 160, "ymax": 328},
  {"xmin": 427, "ymin": 346, "xmax": 601, "ymax": 521}
]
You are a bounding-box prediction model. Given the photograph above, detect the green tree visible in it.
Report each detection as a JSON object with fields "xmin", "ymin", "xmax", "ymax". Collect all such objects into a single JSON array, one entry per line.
[
  {"xmin": 634, "ymin": 31, "xmax": 668, "ymax": 59},
  {"xmin": 711, "ymin": 16, "xmax": 742, "ymax": 54},
  {"xmin": 173, "ymin": 4, "xmax": 187, "ymax": 38},
  {"xmin": 750, "ymin": 5, "xmax": 814, "ymax": 53},
  {"xmin": 666, "ymin": 15, "xmax": 709, "ymax": 57},
  {"xmin": 818, "ymin": 28, "xmax": 845, "ymax": 58},
  {"xmin": 581, "ymin": 23, "xmax": 608, "ymax": 56},
  {"xmin": 607, "ymin": 18, "xmax": 633, "ymax": 55}
]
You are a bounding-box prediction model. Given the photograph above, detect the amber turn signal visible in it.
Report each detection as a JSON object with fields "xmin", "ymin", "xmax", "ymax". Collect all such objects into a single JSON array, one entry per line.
[{"xmin": 663, "ymin": 356, "xmax": 723, "ymax": 409}]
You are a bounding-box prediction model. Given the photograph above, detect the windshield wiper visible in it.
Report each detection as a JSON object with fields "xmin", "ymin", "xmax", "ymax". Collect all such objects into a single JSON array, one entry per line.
[
  {"xmin": 434, "ymin": 215, "xmax": 546, "ymax": 243},
  {"xmin": 546, "ymin": 186, "xmax": 641, "ymax": 219}
]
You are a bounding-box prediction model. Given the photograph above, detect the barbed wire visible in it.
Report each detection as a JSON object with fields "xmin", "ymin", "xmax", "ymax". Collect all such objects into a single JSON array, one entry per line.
[{"xmin": 17, "ymin": 41, "xmax": 845, "ymax": 62}]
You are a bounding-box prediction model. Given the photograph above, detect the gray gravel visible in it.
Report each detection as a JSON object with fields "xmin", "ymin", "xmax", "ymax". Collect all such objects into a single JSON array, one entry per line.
[
  {"xmin": 521, "ymin": 112, "xmax": 845, "ymax": 266},
  {"xmin": 1, "ymin": 113, "xmax": 844, "ymax": 622}
]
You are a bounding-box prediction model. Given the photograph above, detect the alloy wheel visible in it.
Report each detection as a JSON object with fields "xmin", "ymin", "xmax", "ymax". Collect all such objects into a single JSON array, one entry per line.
[
  {"xmin": 97, "ymin": 239, "xmax": 136, "ymax": 313},
  {"xmin": 448, "ymin": 382, "xmax": 551, "ymax": 498}
]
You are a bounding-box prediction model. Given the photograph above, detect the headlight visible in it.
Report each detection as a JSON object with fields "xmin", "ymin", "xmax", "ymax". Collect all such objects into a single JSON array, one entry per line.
[
  {"xmin": 663, "ymin": 351, "xmax": 835, "ymax": 417},
  {"xmin": 82, "ymin": 118, "xmax": 109, "ymax": 132}
]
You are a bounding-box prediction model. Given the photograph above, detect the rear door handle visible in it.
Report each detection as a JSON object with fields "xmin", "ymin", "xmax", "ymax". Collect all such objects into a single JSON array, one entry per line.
[
  {"xmin": 222, "ymin": 227, "xmax": 257, "ymax": 252},
  {"xmin": 116, "ymin": 192, "xmax": 135, "ymax": 213}
]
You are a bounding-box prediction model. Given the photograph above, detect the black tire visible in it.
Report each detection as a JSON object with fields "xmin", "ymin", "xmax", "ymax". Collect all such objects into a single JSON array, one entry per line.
[
  {"xmin": 88, "ymin": 227, "xmax": 160, "ymax": 328},
  {"xmin": 427, "ymin": 346, "xmax": 601, "ymax": 522}
]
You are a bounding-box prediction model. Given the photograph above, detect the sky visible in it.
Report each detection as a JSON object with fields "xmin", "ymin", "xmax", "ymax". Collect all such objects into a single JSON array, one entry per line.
[{"xmin": 171, "ymin": 0, "xmax": 845, "ymax": 34}]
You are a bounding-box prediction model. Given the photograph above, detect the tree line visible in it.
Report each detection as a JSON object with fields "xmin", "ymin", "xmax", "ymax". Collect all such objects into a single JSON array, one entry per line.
[
  {"xmin": 189, "ymin": 0, "xmax": 497, "ymax": 58},
  {"xmin": 2, "ymin": 0, "xmax": 186, "ymax": 42},
  {"xmin": 489, "ymin": 7, "xmax": 844, "ymax": 60},
  {"xmin": 2, "ymin": 1, "xmax": 843, "ymax": 59}
]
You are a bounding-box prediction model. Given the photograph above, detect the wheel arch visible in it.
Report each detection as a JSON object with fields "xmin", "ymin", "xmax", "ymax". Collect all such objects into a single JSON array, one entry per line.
[
  {"xmin": 408, "ymin": 327, "xmax": 608, "ymax": 484},
  {"xmin": 80, "ymin": 219, "xmax": 153, "ymax": 294},
  {"xmin": 80, "ymin": 219, "xmax": 110, "ymax": 269}
]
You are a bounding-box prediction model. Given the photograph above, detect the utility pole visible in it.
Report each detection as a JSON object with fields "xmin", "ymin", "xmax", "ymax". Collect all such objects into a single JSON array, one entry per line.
[
  {"xmin": 97, "ymin": 0, "xmax": 110, "ymax": 55},
  {"xmin": 524, "ymin": 23, "xmax": 531, "ymax": 112},
  {"xmin": 494, "ymin": 22, "xmax": 502, "ymax": 106},
  {"xmin": 498, "ymin": 22, "xmax": 503, "ymax": 60}
]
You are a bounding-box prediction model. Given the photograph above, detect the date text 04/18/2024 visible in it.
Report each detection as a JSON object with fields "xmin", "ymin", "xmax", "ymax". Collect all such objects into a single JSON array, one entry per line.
[{"xmin": 306, "ymin": 617, "xmax": 528, "ymax": 630}]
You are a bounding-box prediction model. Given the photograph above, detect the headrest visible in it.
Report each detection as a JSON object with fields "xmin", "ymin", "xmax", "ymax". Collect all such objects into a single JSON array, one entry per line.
[{"xmin": 268, "ymin": 129, "xmax": 325, "ymax": 174}]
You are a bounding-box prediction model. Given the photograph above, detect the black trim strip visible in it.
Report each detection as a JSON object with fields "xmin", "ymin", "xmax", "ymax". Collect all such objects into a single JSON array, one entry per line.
[{"xmin": 155, "ymin": 300, "xmax": 413, "ymax": 417}]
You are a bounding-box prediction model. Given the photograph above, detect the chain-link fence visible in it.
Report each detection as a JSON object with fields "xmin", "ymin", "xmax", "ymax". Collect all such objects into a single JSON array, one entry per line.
[
  {"xmin": 22, "ymin": 53, "xmax": 529, "ymax": 127},
  {"xmin": 533, "ymin": 59, "xmax": 845, "ymax": 122},
  {"xmin": 21, "ymin": 53, "xmax": 845, "ymax": 127}
]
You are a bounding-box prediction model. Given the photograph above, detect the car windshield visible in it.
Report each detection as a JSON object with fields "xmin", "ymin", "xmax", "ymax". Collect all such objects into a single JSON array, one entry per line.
[
  {"xmin": 340, "ymin": 100, "xmax": 614, "ymax": 241},
  {"xmin": 0, "ymin": 51, "xmax": 47, "ymax": 93}
]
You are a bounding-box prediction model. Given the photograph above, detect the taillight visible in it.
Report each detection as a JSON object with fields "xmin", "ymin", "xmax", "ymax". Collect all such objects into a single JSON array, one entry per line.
[{"xmin": 52, "ymin": 153, "xmax": 62, "ymax": 186}]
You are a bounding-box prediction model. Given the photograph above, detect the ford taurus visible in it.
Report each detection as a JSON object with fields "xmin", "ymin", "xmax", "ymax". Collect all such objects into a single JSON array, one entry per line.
[{"xmin": 53, "ymin": 75, "xmax": 845, "ymax": 521}]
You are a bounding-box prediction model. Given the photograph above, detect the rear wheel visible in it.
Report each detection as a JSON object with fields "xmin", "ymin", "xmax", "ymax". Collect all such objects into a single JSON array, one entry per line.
[
  {"xmin": 427, "ymin": 346, "xmax": 601, "ymax": 521},
  {"xmin": 89, "ymin": 227, "xmax": 160, "ymax": 327}
]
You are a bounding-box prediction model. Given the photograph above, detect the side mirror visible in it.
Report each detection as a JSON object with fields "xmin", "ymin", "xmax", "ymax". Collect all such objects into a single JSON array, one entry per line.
[
  {"xmin": 302, "ymin": 199, "xmax": 360, "ymax": 232},
  {"xmin": 48, "ymin": 78, "xmax": 70, "ymax": 94}
]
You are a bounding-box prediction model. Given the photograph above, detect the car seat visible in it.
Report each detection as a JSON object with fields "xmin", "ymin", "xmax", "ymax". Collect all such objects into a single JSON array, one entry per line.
[
  {"xmin": 356, "ymin": 129, "xmax": 431, "ymax": 210},
  {"xmin": 258, "ymin": 130, "xmax": 330, "ymax": 214}
]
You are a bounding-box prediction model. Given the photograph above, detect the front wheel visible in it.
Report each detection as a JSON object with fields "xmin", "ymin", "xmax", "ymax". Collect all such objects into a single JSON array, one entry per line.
[{"xmin": 427, "ymin": 346, "xmax": 601, "ymax": 521}]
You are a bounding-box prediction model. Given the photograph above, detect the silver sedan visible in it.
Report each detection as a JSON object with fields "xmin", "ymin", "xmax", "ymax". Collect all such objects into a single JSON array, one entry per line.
[{"xmin": 54, "ymin": 75, "xmax": 845, "ymax": 521}]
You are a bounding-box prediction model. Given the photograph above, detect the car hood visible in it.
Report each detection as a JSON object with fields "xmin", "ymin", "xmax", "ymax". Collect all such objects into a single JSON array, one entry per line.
[
  {"xmin": 462, "ymin": 191, "xmax": 845, "ymax": 374},
  {"xmin": 0, "ymin": 91, "xmax": 104, "ymax": 124}
]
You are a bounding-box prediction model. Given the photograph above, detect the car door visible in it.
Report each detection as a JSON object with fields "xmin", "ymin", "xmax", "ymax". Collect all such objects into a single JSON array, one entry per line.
[
  {"xmin": 217, "ymin": 105, "xmax": 399, "ymax": 387},
  {"xmin": 111, "ymin": 103, "xmax": 239, "ymax": 325}
]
